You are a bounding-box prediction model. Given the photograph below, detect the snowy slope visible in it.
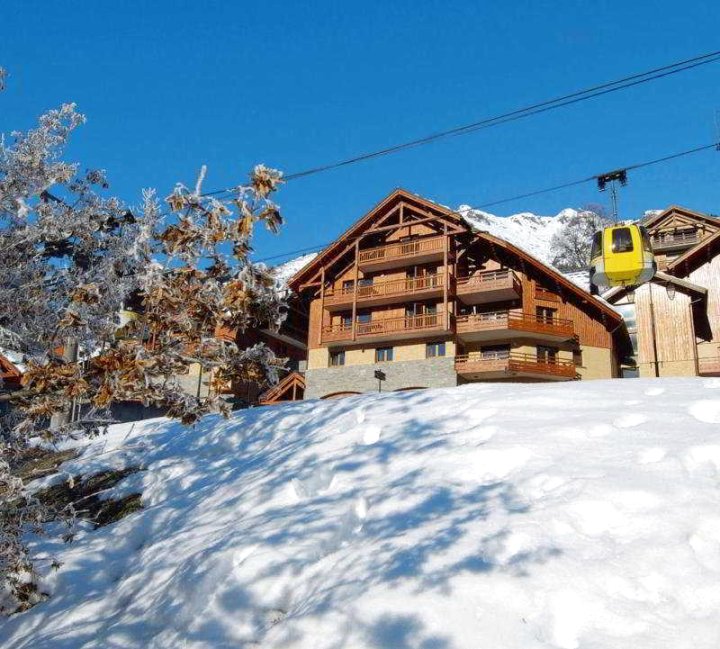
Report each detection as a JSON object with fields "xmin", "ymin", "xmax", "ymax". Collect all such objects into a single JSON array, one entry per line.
[{"xmin": 4, "ymin": 378, "xmax": 720, "ymax": 649}]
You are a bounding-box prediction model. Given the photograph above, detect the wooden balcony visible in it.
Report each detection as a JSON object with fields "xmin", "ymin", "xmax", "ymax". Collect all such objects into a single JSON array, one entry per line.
[
  {"xmin": 455, "ymin": 311, "xmax": 575, "ymax": 343},
  {"xmin": 699, "ymin": 356, "xmax": 720, "ymax": 376},
  {"xmin": 455, "ymin": 352, "xmax": 577, "ymax": 381},
  {"xmin": 357, "ymin": 236, "xmax": 445, "ymax": 272},
  {"xmin": 324, "ymin": 274, "xmax": 445, "ymax": 310},
  {"xmin": 456, "ymin": 270, "xmax": 521, "ymax": 305},
  {"xmin": 322, "ymin": 313, "xmax": 446, "ymax": 346},
  {"xmin": 651, "ymin": 230, "xmax": 700, "ymax": 252}
]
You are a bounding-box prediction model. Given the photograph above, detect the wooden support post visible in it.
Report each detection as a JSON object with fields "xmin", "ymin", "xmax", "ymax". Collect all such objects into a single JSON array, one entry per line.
[
  {"xmin": 351, "ymin": 240, "xmax": 360, "ymax": 341},
  {"xmin": 318, "ymin": 267, "xmax": 325, "ymax": 346},
  {"xmin": 443, "ymin": 224, "xmax": 449, "ymax": 330}
]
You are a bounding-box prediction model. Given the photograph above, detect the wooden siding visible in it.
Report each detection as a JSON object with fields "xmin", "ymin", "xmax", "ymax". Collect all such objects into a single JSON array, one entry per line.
[
  {"xmin": 687, "ymin": 253, "xmax": 720, "ymax": 343},
  {"xmin": 634, "ymin": 283, "xmax": 696, "ymax": 375},
  {"xmin": 296, "ymin": 190, "xmax": 625, "ymax": 383}
]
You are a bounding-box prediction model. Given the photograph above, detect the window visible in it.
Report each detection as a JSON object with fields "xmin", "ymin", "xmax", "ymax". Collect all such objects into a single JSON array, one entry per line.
[
  {"xmin": 611, "ymin": 227, "xmax": 634, "ymax": 253},
  {"xmin": 536, "ymin": 306, "xmax": 557, "ymax": 323},
  {"xmin": 329, "ymin": 350, "xmax": 345, "ymax": 367},
  {"xmin": 357, "ymin": 311, "xmax": 371, "ymax": 324},
  {"xmin": 426, "ymin": 342, "xmax": 446, "ymax": 358},
  {"xmin": 358, "ymin": 277, "xmax": 374, "ymax": 287},
  {"xmin": 342, "ymin": 280, "xmax": 355, "ymax": 293},
  {"xmin": 341, "ymin": 313, "xmax": 352, "ymax": 328},
  {"xmin": 615, "ymin": 303, "xmax": 637, "ymax": 330},
  {"xmin": 537, "ymin": 345, "xmax": 558, "ymax": 363},
  {"xmin": 375, "ymin": 347, "xmax": 394, "ymax": 362},
  {"xmin": 590, "ymin": 231, "xmax": 603, "ymax": 260}
]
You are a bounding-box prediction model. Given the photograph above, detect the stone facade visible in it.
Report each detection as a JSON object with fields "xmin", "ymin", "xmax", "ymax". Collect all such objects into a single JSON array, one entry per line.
[{"xmin": 304, "ymin": 356, "xmax": 457, "ymax": 399}]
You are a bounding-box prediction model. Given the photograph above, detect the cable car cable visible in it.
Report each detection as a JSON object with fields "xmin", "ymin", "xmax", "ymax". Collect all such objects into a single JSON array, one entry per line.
[{"xmin": 256, "ymin": 139, "xmax": 720, "ymax": 263}]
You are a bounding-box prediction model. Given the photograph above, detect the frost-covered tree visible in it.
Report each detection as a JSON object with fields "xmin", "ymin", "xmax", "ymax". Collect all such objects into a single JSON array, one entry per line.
[
  {"xmin": 0, "ymin": 92, "xmax": 286, "ymax": 611},
  {"xmin": 550, "ymin": 205, "xmax": 612, "ymax": 272}
]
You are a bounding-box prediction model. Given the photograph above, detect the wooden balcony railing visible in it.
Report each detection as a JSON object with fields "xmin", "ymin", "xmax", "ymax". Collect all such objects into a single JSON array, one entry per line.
[
  {"xmin": 455, "ymin": 311, "xmax": 575, "ymax": 339},
  {"xmin": 322, "ymin": 313, "xmax": 444, "ymax": 343},
  {"xmin": 651, "ymin": 230, "xmax": 700, "ymax": 251},
  {"xmin": 456, "ymin": 269, "xmax": 522, "ymax": 302},
  {"xmin": 455, "ymin": 352, "xmax": 577, "ymax": 379},
  {"xmin": 325, "ymin": 274, "xmax": 444, "ymax": 307},
  {"xmin": 699, "ymin": 356, "xmax": 720, "ymax": 376},
  {"xmin": 357, "ymin": 236, "xmax": 444, "ymax": 266}
]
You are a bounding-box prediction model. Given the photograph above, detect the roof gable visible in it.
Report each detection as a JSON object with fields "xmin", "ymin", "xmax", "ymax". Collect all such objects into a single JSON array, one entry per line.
[
  {"xmin": 643, "ymin": 205, "xmax": 720, "ymax": 233},
  {"xmin": 288, "ymin": 189, "xmax": 467, "ymax": 290},
  {"xmin": 667, "ymin": 228, "xmax": 720, "ymax": 276}
]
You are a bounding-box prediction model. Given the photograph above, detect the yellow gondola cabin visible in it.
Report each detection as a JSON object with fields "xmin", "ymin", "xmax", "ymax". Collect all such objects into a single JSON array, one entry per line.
[{"xmin": 589, "ymin": 224, "xmax": 656, "ymax": 289}]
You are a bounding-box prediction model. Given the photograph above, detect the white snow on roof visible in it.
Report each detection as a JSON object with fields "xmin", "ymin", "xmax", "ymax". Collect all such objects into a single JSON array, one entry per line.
[
  {"xmin": 5, "ymin": 377, "xmax": 720, "ymax": 648},
  {"xmin": 271, "ymin": 252, "xmax": 318, "ymax": 287}
]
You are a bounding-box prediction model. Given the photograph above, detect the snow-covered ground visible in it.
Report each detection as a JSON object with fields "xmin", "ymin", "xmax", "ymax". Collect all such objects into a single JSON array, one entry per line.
[{"xmin": 4, "ymin": 378, "xmax": 720, "ymax": 648}]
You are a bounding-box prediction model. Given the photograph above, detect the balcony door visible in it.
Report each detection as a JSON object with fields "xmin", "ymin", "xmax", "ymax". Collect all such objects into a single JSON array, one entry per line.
[
  {"xmin": 406, "ymin": 302, "xmax": 438, "ymax": 327},
  {"xmin": 537, "ymin": 345, "xmax": 558, "ymax": 363},
  {"xmin": 407, "ymin": 265, "xmax": 438, "ymax": 290},
  {"xmin": 536, "ymin": 306, "xmax": 557, "ymax": 324}
]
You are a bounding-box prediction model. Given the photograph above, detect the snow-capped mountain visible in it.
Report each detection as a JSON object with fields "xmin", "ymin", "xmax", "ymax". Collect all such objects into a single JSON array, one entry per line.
[{"xmin": 459, "ymin": 205, "xmax": 580, "ymax": 266}]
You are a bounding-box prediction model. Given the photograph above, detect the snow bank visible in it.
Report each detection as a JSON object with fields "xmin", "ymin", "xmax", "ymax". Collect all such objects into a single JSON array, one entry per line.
[{"xmin": 3, "ymin": 378, "xmax": 720, "ymax": 648}]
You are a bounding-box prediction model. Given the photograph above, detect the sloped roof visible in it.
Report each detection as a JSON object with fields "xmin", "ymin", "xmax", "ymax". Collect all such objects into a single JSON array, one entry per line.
[
  {"xmin": 642, "ymin": 205, "xmax": 720, "ymax": 231},
  {"xmin": 290, "ymin": 189, "xmax": 623, "ymax": 326},
  {"xmin": 603, "ymin": 271, "xmax": 707, "ymax": 302},
  {"xmin": 667, "ymin": 228, "xmax": 720, "ymax": 276},
  {"xmin": 287, "ymin": 189, "xmax": 467, "ymax": 290}
]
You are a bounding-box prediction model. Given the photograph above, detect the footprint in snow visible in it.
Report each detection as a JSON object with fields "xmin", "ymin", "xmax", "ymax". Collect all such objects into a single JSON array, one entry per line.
[
  {"xmin": 688, "ymin": 400, "xmax": 720, "ymax": 424},
  {"xmin": 317, "ymin": 497, "xmax": 368, "ymax": 558},
  {"xmin": 290, "ymin": 466, "xmax": 336, "ymax": 499},
  {"xmin": 689, "ymin": 519, "xmax": 720, "ymax": 570},
  {"xmin": 362, "ymin": 425, "xmax": 381, "ymax": 445},
  {"xmin": 637, "ymin": 447, "xmax": 667, "ymax": 464},
  {"xmin": 355, "ymin": 407, "xmax": 366, "ymax": 424},
  {"xmin": 613, "ymin": 413, "xmax": 648, "ymax": 428},
  {"xmin": 644, "ymin": 386, "xmax": 665, "ymax": 396}
]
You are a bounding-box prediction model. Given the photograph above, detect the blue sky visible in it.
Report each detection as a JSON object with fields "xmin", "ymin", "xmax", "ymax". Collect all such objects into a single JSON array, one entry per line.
[{"xmin": 2, "ymin": 1, "xmax": 719, "ymax": 263}]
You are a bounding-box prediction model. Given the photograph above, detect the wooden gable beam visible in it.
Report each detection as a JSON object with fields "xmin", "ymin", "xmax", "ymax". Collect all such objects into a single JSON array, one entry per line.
[{"xmin": 365, "ymin": 204, "xmax": 402, "ymax": 233}]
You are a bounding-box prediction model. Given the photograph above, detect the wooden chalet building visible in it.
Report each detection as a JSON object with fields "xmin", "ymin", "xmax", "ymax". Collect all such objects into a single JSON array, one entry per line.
[
  {"xmin": 605, "ymin": 206, "xmax": 720, "ymax": 378},
  {"xmin": 287, "ymin": 189, "xmax": 631, "ymax": 400}
]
